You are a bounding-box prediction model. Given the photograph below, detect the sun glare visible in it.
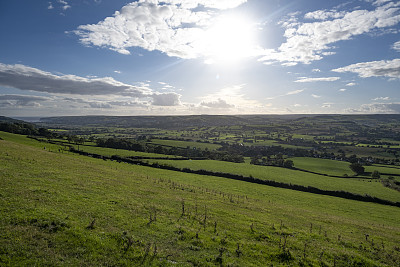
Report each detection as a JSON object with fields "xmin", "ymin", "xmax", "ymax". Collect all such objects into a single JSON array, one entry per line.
[{"xmin": 200, "ymin": 15, "xmax": 258, "ymax": 64}]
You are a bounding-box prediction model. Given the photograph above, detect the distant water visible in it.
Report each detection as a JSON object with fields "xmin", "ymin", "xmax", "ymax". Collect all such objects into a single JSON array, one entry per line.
[{"xmin": 12, "ymin": 117, "xmax": 43, "ymax": 123}]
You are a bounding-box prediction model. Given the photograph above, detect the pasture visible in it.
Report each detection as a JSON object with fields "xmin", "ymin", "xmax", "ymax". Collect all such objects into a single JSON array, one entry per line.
[{"xmin": 1, "ymin": 132, "xmax": 399, "ymax": 266}]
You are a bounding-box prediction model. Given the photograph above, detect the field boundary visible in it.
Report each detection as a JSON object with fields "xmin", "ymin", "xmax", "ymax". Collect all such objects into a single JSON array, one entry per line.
[{"xmin": 68, "ymin": 148, "xmax": 400, "ymax": 208}]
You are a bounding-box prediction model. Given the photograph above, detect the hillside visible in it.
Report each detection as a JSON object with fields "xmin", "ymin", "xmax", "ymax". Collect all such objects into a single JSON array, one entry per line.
[
  {"xmin": 38, "ymin": 114, "xmax": 400, "ymax": 129},
  {"xmin": 1, "ymin": 132, "xmax": 400, "ymax": 266}
]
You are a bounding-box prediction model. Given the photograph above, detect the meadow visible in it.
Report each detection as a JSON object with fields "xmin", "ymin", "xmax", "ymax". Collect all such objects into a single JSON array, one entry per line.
[
  {"xmin": 290, "ymin": 157, "xmax": 353, "ymax": 176},
  {"xmin": 143, "ymin": 159, "xmax": 400, "ymax": 203},
  {"xmin": 1, "ymin": 131, "xmax": 400, "ymax": 266},
  {"xmin": 150, "ymin": 139, "xmax": 222, "ymax": 150}
]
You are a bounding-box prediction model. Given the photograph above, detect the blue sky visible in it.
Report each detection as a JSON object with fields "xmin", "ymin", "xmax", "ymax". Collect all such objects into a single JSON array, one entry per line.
[{"xmin": 0, "ymin": 0, "xmax": 400, "ymax": 116}]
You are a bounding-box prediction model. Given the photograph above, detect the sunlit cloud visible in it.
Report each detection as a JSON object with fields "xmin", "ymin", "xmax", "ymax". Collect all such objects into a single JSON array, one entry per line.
[
  {"xmin": 73, "ymin": 0, "xmax": 258, "ymax": 63},
  {"xmin": 294, "ymin": 77, "xmax": 340, "ymax": 83},
  {"xmin": 258, "ymin": 2, "xmax": 400, "ymax": 65},
  {"xmin": 200, "ymin": 98, "xmax": 235, "ymax": 109},
  {"xmin": 199, "ymin": 84, "xmax": 262, "ymax": 110},
  {"xmin": 346, "ymin": 82, "xmax": 357, "ymax": 86},
  {"xmin": 332, "ymin": 58, "xmax": 400, "ymax": 78},
  {"xmin": 266, "ymin": 89, "xmax": 304, "ymax": 100}
]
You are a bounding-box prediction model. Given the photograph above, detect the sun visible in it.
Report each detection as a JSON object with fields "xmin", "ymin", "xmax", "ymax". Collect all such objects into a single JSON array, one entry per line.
[{"xmin": 199, "ymin": 14, "xmax": 258, "ymax": 64}]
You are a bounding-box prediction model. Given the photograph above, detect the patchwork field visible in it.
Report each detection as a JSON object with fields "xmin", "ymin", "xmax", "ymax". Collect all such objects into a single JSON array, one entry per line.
[{"xmin": 1, "ymin": 132, "xmax": 400, "ymax": 266}]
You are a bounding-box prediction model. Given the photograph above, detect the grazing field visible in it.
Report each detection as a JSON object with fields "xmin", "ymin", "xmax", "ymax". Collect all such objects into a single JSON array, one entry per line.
[
  {"xmin": 150, "ymin": 139, "xmax": 222, "ymax": 150},
  {"xmin": 1, "ymin": 132, "xmax": 400, "ymax": 266},
  {"xmin": 290, "ymin": 157, "xmax": 353, "ymax": 176},
  {"xmin": 143, "ymin": 159, "xmax": 400, "ymax": 203},
  {"xmin": 70, "ymin": 143, "xmax": 182, "ymax": 158},
  {"xmin": 364, "ymin": 165, "xmax": 400, "ymax": 177}
]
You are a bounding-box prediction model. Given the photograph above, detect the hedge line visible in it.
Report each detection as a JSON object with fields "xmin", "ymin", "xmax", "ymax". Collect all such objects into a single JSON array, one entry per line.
[{"xmin": 67, "ymin": 148, "xmax": 400, "ymax": 208}]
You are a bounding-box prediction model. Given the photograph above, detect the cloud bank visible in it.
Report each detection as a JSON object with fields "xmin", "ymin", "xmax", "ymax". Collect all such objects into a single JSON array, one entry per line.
[
  {"xmin": 0, "ymin": 63, "xmax": 181, "ymax": 106},
  {"xmin": 0, "ymin": 94, "xmax": 52, "ymax": 107}
]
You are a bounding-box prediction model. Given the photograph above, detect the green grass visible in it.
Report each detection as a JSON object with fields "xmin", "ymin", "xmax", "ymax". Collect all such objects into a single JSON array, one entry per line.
[
  {"xmin": 0, "ymin": 131, "xmax": 66, "ymax": 152},
  {"xmin": 364, "ymin": 165, "xmax": 400, "ymax": 176},
  {"xmin": 1, "ymin": 132, "xmax": 400, "ymax": 266},
  {"xmin": 332, "ymin": 146, "xmax": 396, "ymax": 159},
  {"xmin": 244, "ymin": 139, "xmax": 314, "ymax": 149},
  {"xmin": 150, "ymin": 139, "xmax": 222, "ymax": 150},
  {"xmin": 356, "ymin": 143, "xmax": 400, "ymax": 149},
  {"xmin": 70, "ymin": 143, "xmax": 181, "ymax": 158},
  {"xmin": 290, "ymin": 157, "xmax": 353, "ymax": 176},
  {"xmin": 144, "ymin": 159, "xmax": 400, "ymax": 203}
]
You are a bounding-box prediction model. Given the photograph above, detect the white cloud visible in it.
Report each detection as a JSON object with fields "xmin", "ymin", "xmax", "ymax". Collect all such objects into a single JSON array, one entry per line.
[
  {"xmin": 200, "ymin": 98, "xmax": 235, "ymax": 109},
  {"xmin": 312, "ymin": 68, "xmax": 321, "ymax": 72},
  {"xmin": 113, "ymin": 70, "xmax": 121, "ymax": 74},
  {"xmin": 286, "ymin": 89, "xmax": 304, "ymax": 95},
  {"xmin": 373, "ymin": 0, "xmax": 392, "ymax": 6},
  {"xmin": 372, "ymin": 96, "xmax": 390, "ymax": 100},
  {"xmin": 48, "ymin": 2, "xmax": 54, "ymax": 9},
  {"xmin": 0, "ymin": 94, "xmax": 51, "ymax": 107},
  {"xmin": 74, "ymin": 0, "xmax": 248, "ymax": 59},
  {"xmin": 259, "ymin": 3, "xmax": 400, "ymax": 65},
  {"xmin": 294, "ymin": 77, "xmax": 340, "ymax": 83},
  {"xmin": 151, "ymin": 92, "xmax": 181, "ymax": 106},
  {"xmin": 199, "ymin": 84, "xmax": 262, "ymax": 110},
  {"xmin": 304, "ymin": 10, "xmax": 346, "ymax": 20},
  {"xmin": 339, "ymin": 88, "xmax": 347, "ymax": 92},
  {"xmin": 58, "ymin": 0, "xmax": 70, "ymax": 10},
  {"xmin": 393, "ymin": 40, "xmax": 400, "ymax": 51},
  {"xmin": 346, "ymin": 82, "xmax": 357, "ymax": 86},
  {"xmin": 346, "ymin": 103, "xmax": 400, "ymax": 113},
  {"xmin": 311, "ymin": 94, "xmax": 321, "ymax": 98},
  {"xmin": 0, "ymin": 63, "xmax": 180, "ymax": 106},
  {"xmin": 266, "ymin": 89, "xmax": 304, "ymax": 100},
  {"xmin": 332, "ymin": 58, "xmax": 400, "ymax": 78},
  {"xmin": 322, "ymin": 103, "xmax": 334, "ymax": 108}
]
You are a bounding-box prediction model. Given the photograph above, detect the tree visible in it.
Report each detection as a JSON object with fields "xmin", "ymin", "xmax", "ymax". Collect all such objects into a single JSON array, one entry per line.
[
  {"xmin": 371, "ymin": 170, "xmax": 380, "ymax": 179},
  {"xmin": 283, "ymin": 159, "xmax": 294, "ymax": 169},
  {"xmin": 349, "ymin": 163, "xmax": 364, "ymax": 175}
]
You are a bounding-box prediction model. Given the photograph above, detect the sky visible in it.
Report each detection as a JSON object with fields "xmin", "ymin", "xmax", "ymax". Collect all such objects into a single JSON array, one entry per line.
[{"xmin": 0, "ymin": 0, "xmax": 400, "ymax": 117}]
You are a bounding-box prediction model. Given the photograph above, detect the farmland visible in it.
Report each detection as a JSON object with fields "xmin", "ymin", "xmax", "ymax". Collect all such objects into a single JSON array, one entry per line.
[
  {"xmin": 1, "ymin": 132, "xmax": 400, "ymax": 266},
  {"xmin": 1, "ymin": 114, "xmax": 400, "ymax": 266}
]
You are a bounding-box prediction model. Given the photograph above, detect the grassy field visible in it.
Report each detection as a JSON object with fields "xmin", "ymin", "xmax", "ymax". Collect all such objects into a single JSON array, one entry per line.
[
  {"xmin": 144, "ymin": 159, "xmax": 400, "ymax": 203},
  {"xmin": 1, "ymin": 132, "xmax": 400, "ymax": 266},
  {"xmin": 150, "ymin": 139, "xmax": 222, "ymax": 150},
  {"xmin": 290, "ymin": 157, "xmax": 353, "ymax": 176},
  {"xmin": 70, "ymin": 143, "xmax": 181, "ymax": 158},
  {"xmin": 364, "ymin": 165, "xmax": 400, "ymax": 176}
]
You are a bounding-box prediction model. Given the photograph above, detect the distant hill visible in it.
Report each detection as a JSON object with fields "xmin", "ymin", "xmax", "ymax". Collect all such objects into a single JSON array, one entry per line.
[
  {"xmin": 39, "ymin": 115, "xmax": 252, "ymax": 128},
  {"xmin": 0, "ymin": 116, "xmax": 27, "ymax": 123},
  {"xmin": 39, "ymin": 114, "xmax": 400, "ymax": 129}
]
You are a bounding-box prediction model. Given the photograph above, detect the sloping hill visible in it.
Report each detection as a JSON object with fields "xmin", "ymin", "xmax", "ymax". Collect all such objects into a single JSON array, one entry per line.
[{"xmin": 1, "ymin": 132, "xmax": 399, "ymax": 266}]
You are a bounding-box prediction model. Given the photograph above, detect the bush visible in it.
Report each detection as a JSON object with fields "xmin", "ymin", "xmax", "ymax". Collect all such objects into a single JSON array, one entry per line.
[{"xmin": 349, "ymin": 163, "xmax": 364, "ymax": 175}]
